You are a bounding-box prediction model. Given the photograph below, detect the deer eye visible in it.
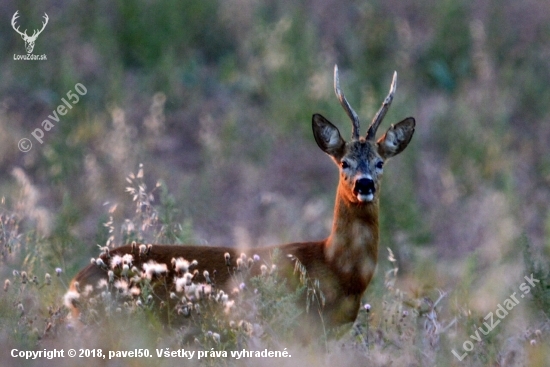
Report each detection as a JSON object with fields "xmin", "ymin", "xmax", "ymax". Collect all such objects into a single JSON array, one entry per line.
[
  {"xmin": 340, "ymin": 160, "xmax": 350, "ymax": 170},
  {"xmin": 375, "ymin": 161, "xmax": 384, "ymax": 170}
]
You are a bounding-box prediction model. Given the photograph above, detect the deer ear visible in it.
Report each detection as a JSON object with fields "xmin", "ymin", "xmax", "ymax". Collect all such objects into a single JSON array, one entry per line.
[
  {"xmin": 376, "ymin": 117, "xmax": 415, "ymax": 159},
  {"xmin": 312, "ymin": 114, "xmax": 346, "ymax": 159}
]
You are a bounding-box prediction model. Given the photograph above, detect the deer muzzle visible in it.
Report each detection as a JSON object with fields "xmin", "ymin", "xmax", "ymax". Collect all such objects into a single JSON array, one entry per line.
[{"xmin": 354, "ymin": 176, "xmax": 375, "ymax": 202}]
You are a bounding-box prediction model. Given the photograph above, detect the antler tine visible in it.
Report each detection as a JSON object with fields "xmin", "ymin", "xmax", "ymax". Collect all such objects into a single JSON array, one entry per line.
[
  {"xmin": 366, "ymin": 71, "xmax": 397, "ymax": 141},
  {"xmin": 41, "ymin": 13, "xmax": 49, "ymax": 28},
  {"xmin": 334, "ymin": 65, "xmax": 360, "ymax": 140},
  {"xmin": 35, "ymin": 13, "xmax": 49, "ymax": 37},
  {"xmin": 11, "ymin": 10, "xmax": 19, "ymax": 26},
  {"xmin": 11, "ymin": 11, "xmax": 26, "ymax": 36}
]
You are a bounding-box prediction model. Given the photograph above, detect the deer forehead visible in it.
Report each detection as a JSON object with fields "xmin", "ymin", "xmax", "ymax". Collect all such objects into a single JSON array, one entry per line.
[{"xmin": 342, "ymin": 140, "xmax": 381, "ymax": 168}]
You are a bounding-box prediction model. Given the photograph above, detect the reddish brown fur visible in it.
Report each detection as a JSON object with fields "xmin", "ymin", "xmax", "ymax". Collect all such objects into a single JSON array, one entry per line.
[
  {"xmin": 66, "ymin": 66, "xmax": 415, "ymax": 331},
  {"xmin": 68, "ymin": 234, "xmax": 374, "ymax": 327}
]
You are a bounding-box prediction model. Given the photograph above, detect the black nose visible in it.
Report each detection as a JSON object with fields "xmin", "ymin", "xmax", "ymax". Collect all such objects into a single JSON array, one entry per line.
[{"xmin": 354, "ymin": 177, "xmax": 375, "ymax": 195}]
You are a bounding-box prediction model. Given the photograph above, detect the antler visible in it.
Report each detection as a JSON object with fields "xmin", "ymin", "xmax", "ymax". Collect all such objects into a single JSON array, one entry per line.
[
  {"xmin": 11, "ymin": 11, "xmax": 27, "ymax": 37},
  {"xmin": 334, "ymin": 65, "xmax": 361, "ymax": 140},
  {"xmin": 11, "ymin": 11, "xmax": 48, "ymax": 40},
  {"xmin": 366, "ymin": 71, "xmax": 397, "ymax": 141},
  {"xmin": 32, "ymin": 13, "xmax": 49, "ymax": 39}
]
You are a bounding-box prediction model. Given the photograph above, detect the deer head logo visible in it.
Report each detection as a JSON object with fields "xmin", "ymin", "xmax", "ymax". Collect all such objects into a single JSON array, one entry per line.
[{"xmin": 11, "ymin": 11, "xmax": 49, "ymax": 54}]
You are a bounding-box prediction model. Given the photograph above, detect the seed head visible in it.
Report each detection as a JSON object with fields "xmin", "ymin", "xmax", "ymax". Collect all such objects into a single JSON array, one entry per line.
[
  {"xmin": 139, "ymin": 244, "xmax": 147, "ymax": 255},
  {"xmin": 63, "ymin": 291, "xmax": 80, "ymax": 309},
  {"xmin": 178, "ymin": 305, "xmax": 190, "ymax": 316},
  {"xmin": 180, "ymin": 272, "xmax": 193, "ymax": 286},
  {"xmin": 114, "ymin": 279, "xmax": 129, "ymax": 294},
  {"xmin": 83, "ymin": 284, "xmax": 93, "ymax": 297},
  {"xmin": 203, "ymin": 270, "xmax": 211, "ymax": 284},
  {"xmin": 98, "ymin": 246, "xmax": 110, "ymax": 257},
  {"xmin": 172, "ymin": 257, "xmax": 190, "ymax": 274},
  {"xmin": 260, "ymin": 264, "xmax": 268, "ymax": 276},
  {"xmin": 97, "ymin": 279, "xmax": 108, "ymax": 289},
  {"xmin": 236, "ymin": 258, "xmax": 244, "ymax": 270},
  {"xmin": 142, "ymin": 261, "xmax": 168, "ymax": 280},
  {"xmin": 4, "ymin": 279, "xmax": 10, "ymax": 292},
  {"xmin": 239, "ymin": 320, "xmax": 252, "ymax": 334},
  {"xmin": 175, "ymin": 276, "xmax": 187, "ymax": 293},
  {"xmin": 130, "ymin": 286, "xmax": 141, "ymax": 296},
  {"xmin": 122, "ymin": 254, "xmax": 134, "ymax": 266},
  {"xmin": 110, "ymin": 255, "xmax": 122, "ymax": 269}
]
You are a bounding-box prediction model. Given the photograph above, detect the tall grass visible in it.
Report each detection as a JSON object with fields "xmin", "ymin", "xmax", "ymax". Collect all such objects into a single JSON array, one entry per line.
[{"xmin": 1, "ymin": 0, "xmax": 550, "ymax": 365}]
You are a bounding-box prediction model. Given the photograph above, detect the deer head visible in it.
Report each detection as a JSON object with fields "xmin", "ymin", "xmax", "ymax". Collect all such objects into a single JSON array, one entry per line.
[
  {"xmin": 11, "ymin": 11, "xmax": 49, "ymax": 54},
  {"xmin": 313, "ymin": 65, "xmax": 415, "ymax": 204}
]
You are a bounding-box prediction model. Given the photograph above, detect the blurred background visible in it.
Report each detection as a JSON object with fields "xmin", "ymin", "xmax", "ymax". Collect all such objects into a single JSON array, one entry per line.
[{"xmin": 0, "ymin": 0, "xmax": 549, "ymax": 364}]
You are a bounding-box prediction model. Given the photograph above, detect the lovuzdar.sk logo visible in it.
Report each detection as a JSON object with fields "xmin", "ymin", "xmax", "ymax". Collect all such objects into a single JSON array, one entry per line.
[{"xmin": 11, "ymin": 10, "xmax": 48, "ymax": 61}]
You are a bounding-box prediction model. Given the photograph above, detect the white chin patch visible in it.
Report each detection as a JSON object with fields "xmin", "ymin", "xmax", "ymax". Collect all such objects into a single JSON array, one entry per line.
[{"xmin": 357, "ymin": 193, "xmax": 374, "ymax": 202}]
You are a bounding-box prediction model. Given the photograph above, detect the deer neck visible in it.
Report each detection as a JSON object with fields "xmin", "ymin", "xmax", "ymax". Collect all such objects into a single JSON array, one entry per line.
[{"xmin": 325, "ymin": 181, "xmax": 380, "ymax": 279}]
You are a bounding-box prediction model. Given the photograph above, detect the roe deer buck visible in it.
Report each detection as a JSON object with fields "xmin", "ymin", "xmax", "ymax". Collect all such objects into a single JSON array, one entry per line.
[{"xmin": 65, "ymin": 65, "xmax": 415, "ymax": 330}]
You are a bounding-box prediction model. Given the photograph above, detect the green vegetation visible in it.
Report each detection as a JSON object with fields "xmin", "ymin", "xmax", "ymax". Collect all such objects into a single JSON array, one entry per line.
[{"xmin": 1, "ymin": 0, "xmax": 550, "ymax": 365}]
